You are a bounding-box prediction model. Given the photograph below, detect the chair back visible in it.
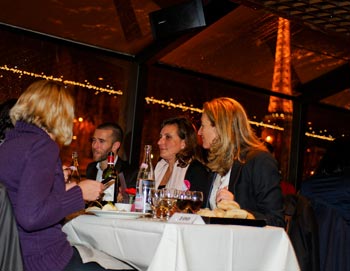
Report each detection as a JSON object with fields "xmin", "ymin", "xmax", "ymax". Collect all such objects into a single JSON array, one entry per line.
[
  {"xmin": 311, "ymin": 198, "xmax": 350, "ymax": 271},
  {"xmin": 284, "ymin": 194, "xmax": 320, "ymax": 271},
  {"xmin": 0, "ymin": 182, "xmax": 24, "ymax": 271}
]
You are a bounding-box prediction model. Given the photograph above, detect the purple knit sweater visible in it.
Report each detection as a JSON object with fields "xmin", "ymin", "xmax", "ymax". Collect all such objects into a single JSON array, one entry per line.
[{"xmin": 0, "ymin": 121, "xmax": 85, "ymax": 271}]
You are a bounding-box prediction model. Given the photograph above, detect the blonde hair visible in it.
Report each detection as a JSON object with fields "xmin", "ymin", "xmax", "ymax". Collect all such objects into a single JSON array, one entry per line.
[
  {"xmin": 203, "ymin": 97, "xmax": 266, "ymax": 176},
  {"xmin": 10, "ymin": 80, "xmax": 75, "ymax": 146}
]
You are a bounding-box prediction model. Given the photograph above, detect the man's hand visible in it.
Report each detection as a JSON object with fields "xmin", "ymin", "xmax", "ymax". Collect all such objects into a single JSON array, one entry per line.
[{"xmin": 216, "ymin": 186, "xmax": 234, "ymax": 203}]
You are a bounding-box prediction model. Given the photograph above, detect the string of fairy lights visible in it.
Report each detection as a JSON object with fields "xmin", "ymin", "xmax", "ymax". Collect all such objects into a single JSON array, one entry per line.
[
  {"xmin": 145, "ymin": 97, "xmax": 336, "ymax": 141},
  {"xmin": 0, "ymin": 65, "xmax": 123, "ymax": 96},
  {"xmin": 145, "ymin": 97, "xmax": 203, "ymax": 113},
  {"xmin": 0, "ymin": 65, "xmax": 337, "ymax": 141}
]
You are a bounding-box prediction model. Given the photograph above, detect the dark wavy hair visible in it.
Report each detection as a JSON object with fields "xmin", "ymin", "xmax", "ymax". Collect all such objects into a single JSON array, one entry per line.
[
  {"xmin": 316, "ymin": 137, "xmax": 350, "ymax": 176},
  {"xmin": 0, "ymin": 98, "xmax": 17, "ymax": 141},
  {"xmin": 161, "ymin": 116, "xmax": 200, "ymax": 168}
]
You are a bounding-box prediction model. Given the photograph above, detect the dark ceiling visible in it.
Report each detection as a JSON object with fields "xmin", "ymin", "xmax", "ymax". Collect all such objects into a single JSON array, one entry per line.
[
  {"xmin": 243, "ymin": 0, "xmax": 350, "ymax": 39},
  {"xmin": 0, "ymin": 0, "xmax": 350, "ymax": 110}
]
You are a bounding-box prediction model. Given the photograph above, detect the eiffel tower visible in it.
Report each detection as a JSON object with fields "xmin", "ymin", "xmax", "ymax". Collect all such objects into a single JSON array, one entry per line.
[{"xmin": 263, "ymin": 17, "xmax": 293, "ymax": 184}]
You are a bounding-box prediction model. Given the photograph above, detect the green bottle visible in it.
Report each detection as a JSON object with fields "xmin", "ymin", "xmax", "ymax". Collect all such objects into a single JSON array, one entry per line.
[{"xmin": 102, "ymin": 151, "xmax": 119, "ymax": 203}]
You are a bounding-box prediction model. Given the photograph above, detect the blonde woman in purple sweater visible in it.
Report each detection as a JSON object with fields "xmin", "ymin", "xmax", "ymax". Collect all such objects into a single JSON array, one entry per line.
[{"xmin": 0, "ymin": 80, "xmax": 129, "ymax": 271}]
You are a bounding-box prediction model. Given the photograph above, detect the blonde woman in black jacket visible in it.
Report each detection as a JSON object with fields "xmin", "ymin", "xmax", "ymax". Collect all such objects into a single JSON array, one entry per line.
[{"xmin": 195, "ymin": 97, "xmax": 284, "ymax": 227}]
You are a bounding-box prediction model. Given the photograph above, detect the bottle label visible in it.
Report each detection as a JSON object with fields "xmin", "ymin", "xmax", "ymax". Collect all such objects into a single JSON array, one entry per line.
[
  {"xmin": 140, "ymin": 163, "xmax": 148, "ymax": 169},
  {"xmin": 107, "ymin": 155, "xmax": 114, "ymax": 164},
  {"xmin": 135, "ymin": 145, "xmax": 154, "ymax": 213},
  {"xmin": 134, "ymin": 179, "xmax": 154, "ymax": 213},
  {"xmin": 134, "ymin": 194, "xmax": 143, "ymax": 211}
]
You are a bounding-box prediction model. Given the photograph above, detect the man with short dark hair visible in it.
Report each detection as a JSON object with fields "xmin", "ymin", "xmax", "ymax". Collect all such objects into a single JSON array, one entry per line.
[{"xmin": 86, "ymin": 122, "xmax": 129, "ymax": 202}]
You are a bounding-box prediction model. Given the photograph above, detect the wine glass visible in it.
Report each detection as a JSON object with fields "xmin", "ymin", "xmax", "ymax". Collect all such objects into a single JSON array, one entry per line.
[
  {"xmin": 161, "ymin": 188, "xmax": 179, "ymax": 220},
  {"xmin": 148, "ymin": 188, "xmax": 161, "ymax": 219},
  {"xmin": 190, "ymin": 191, "xmax": 203, "ymax": 213},
  {"xmin": 176, "ymin": 190, "xmax": 192, "ymax": 213}
]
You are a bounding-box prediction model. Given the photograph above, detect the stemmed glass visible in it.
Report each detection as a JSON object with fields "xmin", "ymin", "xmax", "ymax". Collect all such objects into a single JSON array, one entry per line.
[
  {"xmin": 189, "ymin": 191, "xmax": 203, "ymax": 213},
  {"xmin": 148, "ymin": 188, "xmax": 162, "ymax": 219},
  {"xmin": 160, "ymin": 188, "xmax": 179, "ymax": 220},
  {"xmin": 176, "ymin": 190, "xmax": 192, "ymax": 213}
]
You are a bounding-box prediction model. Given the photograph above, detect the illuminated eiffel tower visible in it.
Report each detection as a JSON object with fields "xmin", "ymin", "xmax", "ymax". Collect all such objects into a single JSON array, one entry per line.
[
  {"xmin": 269, "ymin": 17, "xmax": 293, "ymax": 113},
  {"xmin": 263, "ymin": 17, "xmax": 293, "ymax": 183}
]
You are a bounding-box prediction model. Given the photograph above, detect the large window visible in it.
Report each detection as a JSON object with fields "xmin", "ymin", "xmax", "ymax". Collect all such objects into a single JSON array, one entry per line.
[
  {"xmin": 2, "ymin": 23, "xmax": 349, "ymax": 189},
  {"xmin": 0, "ymin": 27, "xmax": 135, "ymax": 174},
  {"xmin": 141, "ymin": 65, "xmax": 294, "ymax": 184},
  {"xmin": 302, "ymin": 103, "xmax": 350, "ymax": 180}
]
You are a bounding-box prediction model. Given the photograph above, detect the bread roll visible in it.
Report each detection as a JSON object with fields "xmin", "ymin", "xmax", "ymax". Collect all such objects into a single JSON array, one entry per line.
[
  {"xmin": 224, "ymin": 209, "xmax": 248, "ymax": 219},
  {"xmin": 217, "ymin": 199, "xmax": 240, "ymax": 210},
  {"xmin": 197, "ymin": 203, "xmax": 249, "ymax": 220},
  {"xmin": 213, "ymin": 208, "xmax": 226, "ymax": 218},
  {"xmin": 197, "ymin": 208, "xmax": 215, "ymax": 217},
  {"xmin": 102, "ymin": 203, "xmax": 117, "ymax": 211}
]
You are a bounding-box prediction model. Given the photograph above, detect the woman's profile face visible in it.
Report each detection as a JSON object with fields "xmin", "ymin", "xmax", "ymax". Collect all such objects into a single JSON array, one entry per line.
[
  {"xmin": 158, "ymin": 124, "xmax": 185, "ymax": 163},
  {"xmin": 198, "ymin": 113, "xmax": 218, "ymax": 149}
]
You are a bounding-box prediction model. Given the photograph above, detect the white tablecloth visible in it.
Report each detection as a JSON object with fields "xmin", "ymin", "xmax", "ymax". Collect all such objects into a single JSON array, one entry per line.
[{"xmin": 62, "ymin": 215, "xmax": 300, "ymax": 271}]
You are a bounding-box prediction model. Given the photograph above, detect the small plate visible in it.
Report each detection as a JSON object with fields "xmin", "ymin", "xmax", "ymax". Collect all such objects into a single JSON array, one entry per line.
[{"xmin": 87, "ymin": 209, "xmax": 149, "ymax": 219}]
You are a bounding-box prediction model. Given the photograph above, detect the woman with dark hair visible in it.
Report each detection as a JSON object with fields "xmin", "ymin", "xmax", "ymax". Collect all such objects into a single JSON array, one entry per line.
[{"xmin": 155, "ymin": 116, "xmax": 209, "ymax": 191}]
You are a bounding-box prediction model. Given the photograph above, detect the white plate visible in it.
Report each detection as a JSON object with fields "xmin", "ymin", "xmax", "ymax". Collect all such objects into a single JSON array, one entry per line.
[{"xmin": 87, "ymin": 209, "xmax": 149, "ymax": 219}]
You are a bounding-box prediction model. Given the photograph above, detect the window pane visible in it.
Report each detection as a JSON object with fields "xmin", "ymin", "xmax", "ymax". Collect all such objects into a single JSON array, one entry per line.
[
  {"xmin": 0, "ymin": 27, "xmax": 134, "ymax": 174},
  {"xmin": 142, "ymin": 66, "xmax": 294, "ymax": 184}
]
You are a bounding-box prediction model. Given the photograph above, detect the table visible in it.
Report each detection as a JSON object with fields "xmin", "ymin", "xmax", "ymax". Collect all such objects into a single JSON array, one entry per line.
[{"xmin": 62, "ymin": 215, "xmax": 300, "ymax": 271}]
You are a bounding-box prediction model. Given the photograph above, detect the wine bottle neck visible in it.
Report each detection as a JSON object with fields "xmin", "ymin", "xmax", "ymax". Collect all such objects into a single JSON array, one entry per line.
[
  {"xmin": 107, "ymin": 162, "xmax": 114, "ymax": 167},
  {"xmin": 107, "ymin": 150, "xmax": 115, "ymax": 163}
]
